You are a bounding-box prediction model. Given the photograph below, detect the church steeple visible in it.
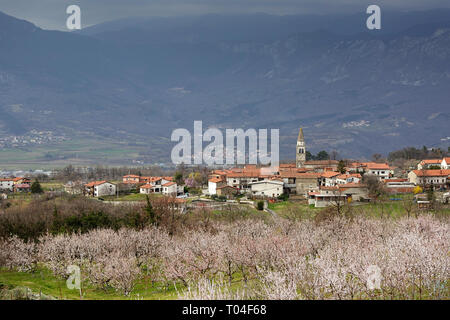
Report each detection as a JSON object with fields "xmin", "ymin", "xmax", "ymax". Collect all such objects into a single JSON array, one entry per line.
[
  {"xmin": 296, "ymin": 127, "xmax": 306, "ymax": 168},
  {"xmin": 297, "ymin": 127, "xmax": 304, "ymax": 142}
]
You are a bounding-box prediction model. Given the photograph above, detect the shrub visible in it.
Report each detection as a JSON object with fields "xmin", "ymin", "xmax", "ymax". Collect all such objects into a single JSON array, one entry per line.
[{"xmin": 256, "ymin": 201, "xmax": 264, "ymax": 211}]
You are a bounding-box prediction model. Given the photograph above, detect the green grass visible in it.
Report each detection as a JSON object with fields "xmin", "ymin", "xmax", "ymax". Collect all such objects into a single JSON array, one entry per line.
[
  {"xmin": 268, "ymin": 197, "xmax": 450, "ymax": 219},
  {"xmin": 41, "ymin": 182, "xmax": 64, "ymax": 192},
  {"xmin": 0, "ymin": 267, "xmax": 178, "ymax": 300},
  {"xmin": 268, "ymin": 201, "xmax": 321, "ymax": 218},
  {"xmin": 102, "ymin": 193, "xmax": 162, "ymax": 201}
]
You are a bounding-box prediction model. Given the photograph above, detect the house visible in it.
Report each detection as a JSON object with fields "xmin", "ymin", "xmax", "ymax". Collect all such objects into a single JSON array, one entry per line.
[
  {"xmin": 216, "ymin": 185, "xmax": 239, "ymax": 198},
  {"xmin": 225, "ymin": 168, "xmax": 265, "ymax": 192},
  {"xmin": 64, "ymin": 181, "xmax": 84, "ymax": 194},
  {"xmin": 208, "ymin": 170, "xmax": 232, "ymax": 181},
  {"xmin": 408, "ymin": 170, "xmax": 450, "ymax": 190},
  {"xmin": 123, "ymin": 175, "xmax": 140, "ymax": 184},
  {"xmin": 208, "ymin": 177, "xmax": 225, "ymax": 195},
  {"xmin": 85, "ymin": 181, "xmax": 116, "ymax": 197},
  {"xmin": 338, "ymin": 183, "xmax": 369, "ymax": 201},
  {"xmin": 295, "ymin": 172, "xmax": 321, "ymax": 197},
  {"xmin": 140, "ymin": 183, "xmax": 156, "ymax": 194},
  {"xmin": 249, "ymin": 180, "xmax": 284, "ymax": 198},
  {"xmin": 441, "ymin": 157, "xmax": 450, "ymax": 170},
  {"xmin": 307, "ymin": 187, "xmax": 347, "ymax": 208},
  {"xmin": 0, "ymin": 178, "xmax": 14, "ymax": 192},
  {"xmin": 347, "ymin": 162, "xmax": 367, "ymax": 173},
  {"xmin": 162, "ymin": 182, "xmax": 177, "ymax": 196},
  {"xmin": 303, "ymin": 160, "xmax": 339, "ymax": 172},
  {"xmin": 14, "ymin": 184, "xmax": 31, "ymax": 193},
  {"xmin": 13, "ymin": 177, "xmax": 31, "ymax": 185},
  {"xmin": 417, "ymin": 159, "xmax": 442, "ymax": 170},
  {"xmin": 364, "ymin": 163, "xmax": 390, "ymax": 180},
  {"xmin": 277, "ymin": 168, "xmax": 310, "ymax": 194},
  {"xmin": 383, "ymin": 179, "xmax": 415, "ymax": 194},
  {"xmin": 319, "ymin": 171, "xmax": 341, "ymax": 187},
  {"xmin": 335, "ymin": 173, "xmax": 361, "ymax": 185}
]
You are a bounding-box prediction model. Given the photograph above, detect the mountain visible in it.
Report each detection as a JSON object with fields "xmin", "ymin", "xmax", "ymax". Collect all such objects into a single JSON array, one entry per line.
[{"xmin": 0, "ymin": 10, "xmax": 449, "ymax": 167}]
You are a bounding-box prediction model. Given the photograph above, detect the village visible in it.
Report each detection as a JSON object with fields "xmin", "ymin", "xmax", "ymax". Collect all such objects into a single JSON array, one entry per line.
[{"xmin": 1, "ymin": 128, "xmax": 449, "ymax": 210}]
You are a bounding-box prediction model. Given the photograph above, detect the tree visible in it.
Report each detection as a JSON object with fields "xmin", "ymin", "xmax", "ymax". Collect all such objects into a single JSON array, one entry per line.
[
  {"xmin": 256, "ymin": 201, "xmax": 264, "ymax": 211},
  {"xmin": 330, "ymin": 150, "xmax": 339, "ymax": 160},
  {"xmin": 174, "ymin": 172, "xmax": 183, "ymax": 185},
  {"xmin": 306, "ymin": 151, "xmax": 314, "ymax": 161},
  {"xmin": 316, "ymin": 151, "xmax": 329, "ymax": 160},
  {"xmin": 372, "ymin": 153, "xmax": 383, "ymax": 162},
  {"xmin": 337, "ymin": 160, "xmax": 346, "ymax": 174},
  {"xmin": 362, "ymin": 175, "xmax": 385, "ymax": 203},
  {"xmin": 413, "ymin": 186, "xmax": 423, "ymax": 195},
  {"xmin": 145, "ymin": 195, "xmax": 157, "ymax": 226},
  {"xmin": 426, "ymin": 185, "xmax": 435, "ymax": 202},
  {"xmin": 31, "ymin": 180, "xmax": 44, "ymax": 194}
]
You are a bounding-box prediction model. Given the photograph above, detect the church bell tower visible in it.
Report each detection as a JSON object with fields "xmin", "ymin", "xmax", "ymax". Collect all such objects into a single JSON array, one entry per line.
[{"xmin": 296, "ymin": 128, "xmax": 306, "ymax": 168}]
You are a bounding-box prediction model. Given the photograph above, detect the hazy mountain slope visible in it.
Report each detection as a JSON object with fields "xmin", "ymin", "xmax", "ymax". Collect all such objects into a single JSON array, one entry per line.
[{"xmin": 0, "ymin": 11, "xmax": 449, "ymax": 165}]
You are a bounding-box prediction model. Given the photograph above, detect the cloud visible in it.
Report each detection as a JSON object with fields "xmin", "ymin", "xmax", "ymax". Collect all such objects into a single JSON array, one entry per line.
[{"xmin": 1, "ymin": 0, "xmax": 449, "ymax": 30}]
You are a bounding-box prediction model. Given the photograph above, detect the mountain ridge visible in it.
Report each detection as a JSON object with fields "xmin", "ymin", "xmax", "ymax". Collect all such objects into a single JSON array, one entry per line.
[{"xmin": 0, "ymin": 10, "xmax": 449, "ymax": 166}]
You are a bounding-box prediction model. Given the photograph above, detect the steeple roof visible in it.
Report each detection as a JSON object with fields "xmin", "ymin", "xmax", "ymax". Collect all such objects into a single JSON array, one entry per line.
[{"xmin": 297, "ymin": 128, "xmax": 304, "ymax": 141}]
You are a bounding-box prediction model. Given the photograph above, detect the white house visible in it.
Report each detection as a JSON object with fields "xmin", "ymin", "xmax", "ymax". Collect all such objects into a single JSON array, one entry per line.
[
  {"xmin": 208, "ymin": 177, "xmax": 225, "ymax": 195},
  {"xmin": 365, "ymin": 163, "xmax": 390, "ymax": 180},
  {"xmin": 308, "ymin": 187, "xmax": 347, "ymax": 208},
  {"xmin": 249, "ymin": 180, "xmax": 284, "ymax": 198},
  {"xmin": 441, "ymin": 157, "xmax": 450, "ymax": 170},
  {"xmin": 0, "ymin": 178, "xmax": 14, "ymax": 192},
  {"xmin": 319, "ymin": 171, "xmax": 341, "ymax": 187},
  {"xmin": 335, "ymin": 173, "xmax": 361, "ymax": 185},
  {"xmin": 408, "ymin": 170, "xmax": 450, "ymax": 189},
  {"xmin": 85, "ymin": 181, "xmax": 116, "ymax": 197},
  {"xmin": 140, "ymin": 183, "xmax": 157, "ymax": 194},
  {"xmin": 162, "ymin": 182, "xmax": 177, "ymax": 196},
  {"xmin": 417, "ymin": 159, "xmax": 442, "ymax": 170}
]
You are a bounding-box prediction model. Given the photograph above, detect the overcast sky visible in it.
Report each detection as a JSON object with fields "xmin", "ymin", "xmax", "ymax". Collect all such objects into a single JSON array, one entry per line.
[{"xmin": 1, "ymin": 0, "xmax": 450, "ymax": 30}]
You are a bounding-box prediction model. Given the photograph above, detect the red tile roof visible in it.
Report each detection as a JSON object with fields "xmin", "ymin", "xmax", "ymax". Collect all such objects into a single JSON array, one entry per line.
[
  {"xmin": 15, "ymin": 184, "xmax": 30, "ymax": 188},
  {"xmin": 217, "ymin": 185, "xmax": 238, "ymax": 190},
  {"xmin": 420, "ymin": 159, "xmax": 442, "ymax": 164},
  {"xmin": 321, "ymin": 171, "xmax": 340, "ymax": 178},
  {"xmin": 140, "ymin": 183, "xmax": 155, "ymax": 189},
  {"xmin": 162, "ymin": 182, "xmax": 176, "ymax": 187},
  {"xmin": 412, "ymin": 169, "xmax": 450, "ymax": 177},
  {"xmin": 209, "ymin": 177, "xmax": 223, "ymax": 183},
  {"xmin": 305, "ymin": 160, "xmax": 339, "ymax": 165},
  {"xmin": 365, "ymin": 162, "xmax": 390, "ymax": 170},
  {"xmin": 85, "ymin": 181, "xmax": 108, "ymax": 187},
  {"xmin": 295, "ymin": 173, "xmax": 322, "ymax": 179},
  {"xmin": 339, "ymin": 183, "xmax": 366, "ymax": 189}
]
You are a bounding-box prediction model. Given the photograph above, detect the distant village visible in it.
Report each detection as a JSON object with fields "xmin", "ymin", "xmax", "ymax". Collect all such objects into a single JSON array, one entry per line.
[{"xmin": 1, "ymin": 128, "xmax": 449, "ymax": 207}]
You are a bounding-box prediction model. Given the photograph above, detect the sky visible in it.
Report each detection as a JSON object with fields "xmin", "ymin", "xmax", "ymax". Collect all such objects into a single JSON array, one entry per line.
[{"xmin": 1, "ymin": 0, "xmax": 450, "ymax": 30}]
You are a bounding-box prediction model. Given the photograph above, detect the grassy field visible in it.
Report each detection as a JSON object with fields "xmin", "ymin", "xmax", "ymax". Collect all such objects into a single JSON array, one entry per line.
[
  {"xmin": 41, "ymin": 182, "xmax": 65, "ymax": 192},
  {"xmin": 0, "ymin": 135, "xmax": 169, "ymax": 170},
  {"xmin": 101, "ymin": 193, "xmax": 163, "ymax": 201},
  {"xmin": 268, "ymin": 201, "xmax": 321, "ymax": 218},
  {"xmin": 0, "ymin": 267, "xmax": 179, "ymax": 300},
  {"xmin": 268, "ymin": 195, "xmax": 450, "ymax": 219}
]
